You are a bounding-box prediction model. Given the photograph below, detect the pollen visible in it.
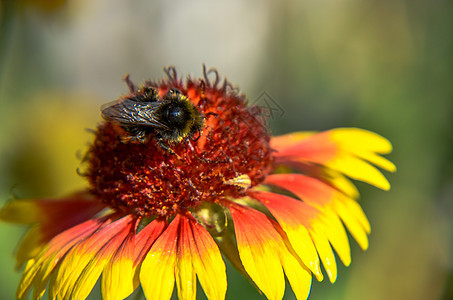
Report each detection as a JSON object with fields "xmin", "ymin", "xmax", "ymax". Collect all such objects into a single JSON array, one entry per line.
[{"xmin": 86, "ymin": 68, "xmax": 274, "ymax": 218}]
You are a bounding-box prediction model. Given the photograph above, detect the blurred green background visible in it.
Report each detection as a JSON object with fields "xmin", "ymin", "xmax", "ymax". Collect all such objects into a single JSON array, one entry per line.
[{"xmin": 0, "ymin": 0, "xmax": 451, "ymax": 299}]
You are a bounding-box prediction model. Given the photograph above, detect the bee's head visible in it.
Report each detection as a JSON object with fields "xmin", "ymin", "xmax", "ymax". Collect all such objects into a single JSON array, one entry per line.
[
  {"xmin": 166, "ymin": 103, "xmax": 189, "ymax": 127},
  {"xmin": 160, "ymin": 93, "xmax": 205, "ymax": 142}
]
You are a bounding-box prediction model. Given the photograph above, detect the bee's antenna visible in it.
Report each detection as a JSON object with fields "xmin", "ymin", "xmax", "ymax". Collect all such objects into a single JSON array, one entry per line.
[
  {"xmin": 164, "ymin": 66, "xmax": 178, "ymax": 83},
  {"xmin": 123, "ymin": 74, "xmax": 137, "ymax": 92}
]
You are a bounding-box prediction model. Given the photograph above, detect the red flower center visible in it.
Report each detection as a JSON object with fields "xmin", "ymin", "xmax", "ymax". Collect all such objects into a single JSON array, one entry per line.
[{"xmin": 86, "ymin": 69, "xmax": 273, "ymax": 218}]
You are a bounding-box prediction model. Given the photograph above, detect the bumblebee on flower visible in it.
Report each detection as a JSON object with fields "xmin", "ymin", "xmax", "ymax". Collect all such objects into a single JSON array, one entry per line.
[{"xmin": 1, "ymin": 66, "xmax": 395, "ymax": 300}]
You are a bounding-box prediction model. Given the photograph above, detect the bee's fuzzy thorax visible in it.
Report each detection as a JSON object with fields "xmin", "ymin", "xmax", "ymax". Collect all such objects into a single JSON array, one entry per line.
[{"xmin": 86, "ymin": 67, "xmax": 273, "ymax": 218}]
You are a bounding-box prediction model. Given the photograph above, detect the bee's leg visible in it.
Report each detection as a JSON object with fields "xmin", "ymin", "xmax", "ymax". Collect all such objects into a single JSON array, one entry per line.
[
  {"xmin": 186, "ymin": 139, "xmax": 195, "ymax": 152},
  {"xmin": 157, "ymin": 140, "xmax": 172, "ymax": 152},
  {"xmin": 190, "ymin": 129, "xmax": 202, "ymax": 142},
  {"xmin": 120, "ymin": 135, "xmax": 134, "ymax": 143},
  {"xmin": 157, "ymin": 138, "xmax": 182, "ymax": 159},
  {"xmin": 121, "ymin": 126, "xmax": 148, "ymax": 144},
  {"xmin": 135, "ymin": 130, "xmax": 149, "ymax": 143},
  {"xmin": 205, "ymin": 112, "xmax": 218, "ymax": 118}
]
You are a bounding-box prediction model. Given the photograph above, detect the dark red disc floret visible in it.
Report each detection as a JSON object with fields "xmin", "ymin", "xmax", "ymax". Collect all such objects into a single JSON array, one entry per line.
[{"xmin": 86, "ymin": 68, "xmax": 274, "ymax": 218}]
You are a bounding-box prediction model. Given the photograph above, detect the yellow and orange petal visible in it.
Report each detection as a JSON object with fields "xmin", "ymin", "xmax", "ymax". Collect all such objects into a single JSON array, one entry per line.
[
  {"xmin": 187, "ymin": 215, "xmax": 227, "ymax": 300},
  {"xmin": 17, "ymin": 217, "xmax": 105, "ymax": 299},
  {"xmin": 271, "ymin": 220, "xmax": 312, "ymax": 300},
  {"xmin": 140, "ymin": 214, "xmax": 227, "ymax": 300},
  {"xmin": 227, "ymin": 202, "xmax": 313, "ymax": 299},
  {"xmin": 271, "ymin": 128, "xmax": 396, "ymax": 190},
  {"xmin": 0, "ymin": 194, "xmax": 104, "ymax": 269},
  {"xmin": 228, "ymin": 204, "xmax": 286, "ymax": 300},
  {"xmin": 49, "ymin": 215, "xmax": 137, "ymax": 300},
  {"xmin": 264, "ymin": 174, "xmax": 371, "ymax": 251},
  {"xmin": 101, "ymin": 219, "xmax": 137, "ymax": 300},
  {"xmin": 140, "ymin": 215, "xmax": 179, "ymax": 300}
]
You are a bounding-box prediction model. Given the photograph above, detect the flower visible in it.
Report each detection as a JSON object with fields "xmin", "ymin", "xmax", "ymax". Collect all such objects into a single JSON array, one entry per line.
[{"xmin": 1, "ymin": 66, "xmax": 395, "ymax": 300}]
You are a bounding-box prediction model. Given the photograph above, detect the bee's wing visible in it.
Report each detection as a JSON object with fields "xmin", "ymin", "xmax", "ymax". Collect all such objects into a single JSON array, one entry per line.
[{"xmin": 101, "ymin": 99, "xmax": 169, "ymax": 129}]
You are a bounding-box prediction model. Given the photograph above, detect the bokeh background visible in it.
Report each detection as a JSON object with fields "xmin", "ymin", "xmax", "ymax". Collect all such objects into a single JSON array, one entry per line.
[{"xmin": 0, "ymin": 0, "xmax": 452, "ymax": 299}]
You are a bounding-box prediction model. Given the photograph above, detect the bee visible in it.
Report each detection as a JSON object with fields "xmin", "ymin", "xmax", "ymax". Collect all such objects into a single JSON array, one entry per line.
[{"xmin": 101, "ymin": 87, "xmax": 205, "ymax": 151}]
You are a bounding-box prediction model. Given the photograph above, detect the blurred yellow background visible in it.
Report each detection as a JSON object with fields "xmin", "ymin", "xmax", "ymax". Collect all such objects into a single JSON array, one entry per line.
[{"xmin": 0, "ymin": 0, "xmax": 451, "ymax": 299}]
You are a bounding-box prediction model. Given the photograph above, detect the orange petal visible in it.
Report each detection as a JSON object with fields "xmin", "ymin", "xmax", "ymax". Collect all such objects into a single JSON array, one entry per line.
[
  {"xmin": 49, "ymin": 215, "xmax": 135, "ymax": 300},
  {"xmin": 309, "ymin": 225, "xmax": 338, "ymax": 282},
  {"xmin": 320, "ymin": 168, "xmax": 359, "ymax": 199},
  {"xmin": 17, "ymin": 217, "xmax": 104, "ymax": 300},
  {"xmin": 265, "ymin": 174, "xmax": 335, "ymax": 207},
  {"xmin": 271, "ymin": 220, "xmax": 312, "ymax": 300},
  {"xmin": 272, "ymin": 128, "xmax": 395, "ymax": 190},
  {"xmin": 176, "ymin": 216, "xmax": 197, "ymax": 300},
  {"xmin": 17, "ymin": 259, "xmax": 36, "ymax": 300},
  {"xmin": 249, "ymin": 191, "xmax": 322, "ymax": 280},
  {"xmin": 15, "ymin": 226, "xmax": 44, "ymax": 269},
  {"xmin": 134, "ymin": 219, "xmax": 167, "ymax": 266},
  {"xmin": 329, "ymin": 128, "xmax": 392, "ymax": 154},
  {"xmin": 2, "ymin": 193, "xmax": 104, "ymax": 269},
  {"xmin": 187, "ymin": 215, "xmax": 227, "ymax": 300},
  {"xmin": 140, "ymin": 214, "xmax": 226, "ymax": 300},
  {"xmin": 260, "ymin": 175, "xmax": 371, "ymax": 282},
  {"xmin": 272, "ymin": 130, "xmax": 338, "ymax": 164},
  {"xmin": 128, "ymin": 219, "xmax": 167, "ymax": 297},
  {"xmin": 270, "ymin": 131, "xmax": 316, "ymax": 150},
  {"xmin": 140, "ymin": 216, "xmax": 179, "ymax": 300},
  {"xmin": 229, "ymin": 204, "xmax": 285, "ymax": 300},
  {"xmin": 0, "ymin": 192, "xmax": 103, "ymax": 227},
  {"xmin": 265, "ymin": 174, "xmax": 370, "ymax": 250},
  {"xmin": 101, "ymin": 219, "xmax": 138, "ymax": 300}
]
